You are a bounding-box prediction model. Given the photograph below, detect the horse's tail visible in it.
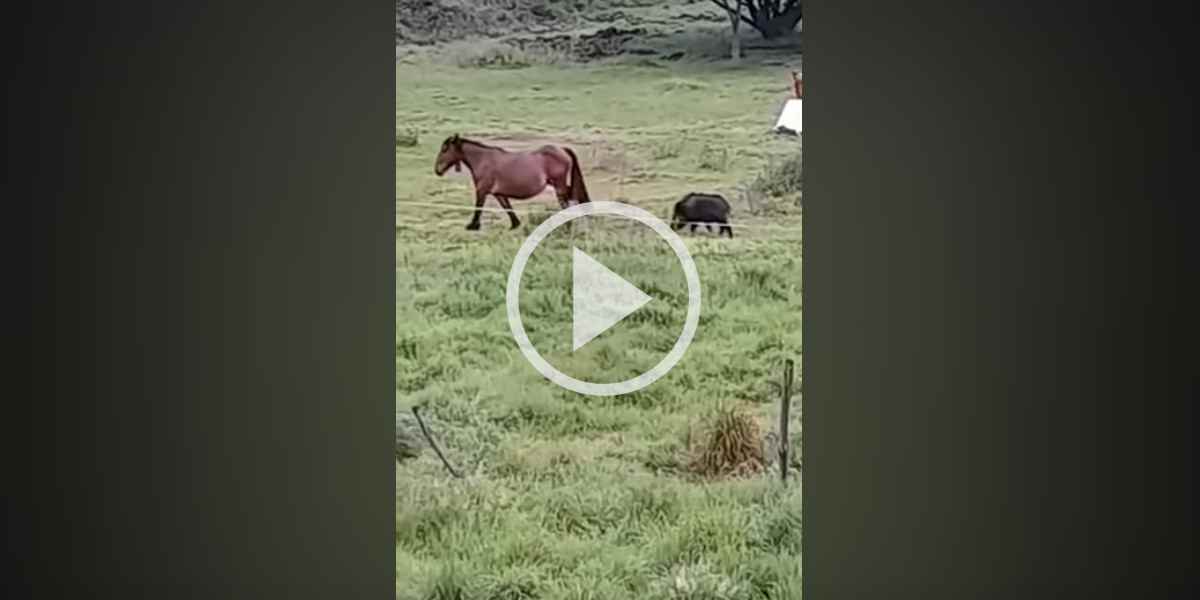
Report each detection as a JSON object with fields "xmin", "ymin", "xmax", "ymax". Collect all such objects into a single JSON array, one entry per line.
[{"xmin": 563, "ymin": 147, "xmax": 590, "ymax": 203}]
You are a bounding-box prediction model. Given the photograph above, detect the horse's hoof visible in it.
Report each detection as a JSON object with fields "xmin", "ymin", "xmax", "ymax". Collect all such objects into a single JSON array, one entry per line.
[
  {"xmin": 509, "ymin": 222, "xmax": 521, "ymax": 230},
  {"xmin": 465, "ymin": 223, "xmax": 480, "ymax": 231}
]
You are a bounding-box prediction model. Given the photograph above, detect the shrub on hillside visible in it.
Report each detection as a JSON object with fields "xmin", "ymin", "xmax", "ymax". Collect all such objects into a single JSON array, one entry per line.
[
  {"xmin": 750, "ymin": 151, "xmax": 802, "ymax": 197},
  {"xmin": 396, "ymin": 127, "xmax": 420, "ymax": 147}
]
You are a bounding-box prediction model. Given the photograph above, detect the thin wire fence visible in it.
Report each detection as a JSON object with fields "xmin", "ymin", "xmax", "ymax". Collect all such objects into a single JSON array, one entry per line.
[{"xmin": 396, "ymin": 200, "xmax": 803, "ymax": 236}]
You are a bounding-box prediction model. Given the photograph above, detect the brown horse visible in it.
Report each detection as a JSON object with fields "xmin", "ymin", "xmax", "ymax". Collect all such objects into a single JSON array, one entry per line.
[{"xmin": 433, "ymin": 134, "xmax": 591, "ymax": 230}]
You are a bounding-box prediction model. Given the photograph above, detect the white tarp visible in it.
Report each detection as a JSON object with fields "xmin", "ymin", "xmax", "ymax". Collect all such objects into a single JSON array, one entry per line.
[{"xmin": 773, "ymin": 98, "xmax": 802, "ymax": 134}]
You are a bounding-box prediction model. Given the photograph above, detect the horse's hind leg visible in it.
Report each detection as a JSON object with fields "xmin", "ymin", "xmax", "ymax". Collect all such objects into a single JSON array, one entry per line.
[
  {"xmin": 496, "ymin": 196, "xmax": 520, "ymax": 230},
  {"xmin": 552, "ymin": 178, "xmax": 570, "ymax": 209},
  {"xmin": 466, "ymin": 189, "xmax": 487, "ymax": 230}
]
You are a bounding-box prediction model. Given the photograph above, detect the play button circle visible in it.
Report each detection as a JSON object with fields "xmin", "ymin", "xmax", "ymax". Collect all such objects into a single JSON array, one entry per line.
[
  {"xmin": 571, "ymin": 247, "xmax": 653, "ymax": 352},
  {"xmin": 506, "ymin": 201, "xmax": 702, "ymax": 397}
]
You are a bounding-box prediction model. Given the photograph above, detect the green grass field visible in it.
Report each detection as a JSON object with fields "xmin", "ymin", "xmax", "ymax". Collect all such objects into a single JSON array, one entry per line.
[{"xmin": 396, "ymin": 49, "xmax": 802, "ymax": 599}]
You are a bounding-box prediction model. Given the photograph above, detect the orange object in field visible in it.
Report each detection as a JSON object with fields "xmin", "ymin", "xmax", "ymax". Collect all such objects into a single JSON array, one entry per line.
[{"xmin": 791, "ymin": 71, "xmax": 803, "ymax": 99}]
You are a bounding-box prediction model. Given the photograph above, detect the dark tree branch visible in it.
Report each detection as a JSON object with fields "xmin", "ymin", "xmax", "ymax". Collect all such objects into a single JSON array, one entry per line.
[
  {"xmin": 780, "ymin": 0, "xmax": 802, "ymax": 20},
  {"xmin": 745, "ymin": 1, "xmax": 760, "ymax": 22},
  {"xmin": 711, "ymin": 1, "xmax": 802, "ymax": 38},
  {"xmin": 709, "ymin": 0, "xmax": 759, "ymax": 31}
]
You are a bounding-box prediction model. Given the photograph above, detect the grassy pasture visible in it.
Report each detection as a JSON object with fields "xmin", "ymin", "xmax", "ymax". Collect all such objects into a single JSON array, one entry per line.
[{"xmin": 397, "ymin": 46, "xmax": 801, "ymax": 599}]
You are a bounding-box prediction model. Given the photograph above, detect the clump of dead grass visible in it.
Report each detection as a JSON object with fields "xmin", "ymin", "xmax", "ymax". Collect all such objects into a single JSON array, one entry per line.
[{"xmin": 686, "ymin": 403, "xmax": 764, "ymax": 478}]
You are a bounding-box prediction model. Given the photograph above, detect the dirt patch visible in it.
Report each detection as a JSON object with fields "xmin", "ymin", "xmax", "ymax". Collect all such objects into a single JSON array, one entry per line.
[
  {"xmin": 587, "ymin": 144, "xmax": 633, "ymax": 175},
  {"xmin": 478, "ymin": 133, "xmax": 569, "ymax": 148}
]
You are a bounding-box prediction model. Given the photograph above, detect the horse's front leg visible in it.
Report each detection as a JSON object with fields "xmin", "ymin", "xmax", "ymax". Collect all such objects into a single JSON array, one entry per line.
[
  {"xmin": 466, "ymin": 189, "xmax": 487, "ymax": 230},
  {"xmin": 495, "ymin": 196, "xmax": 521, "ymax": 230}
]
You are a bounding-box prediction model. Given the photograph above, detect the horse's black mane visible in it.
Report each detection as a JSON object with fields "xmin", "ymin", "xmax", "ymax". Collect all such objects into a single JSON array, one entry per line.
[{"xmin": 454, "ymin": 137, "xmax": 508, "ymax": 152}]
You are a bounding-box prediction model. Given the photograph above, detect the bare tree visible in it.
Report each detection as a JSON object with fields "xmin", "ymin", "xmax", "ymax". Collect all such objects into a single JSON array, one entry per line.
[
  {"xmin": 729, "ymin": 1, "xmax": 742, "ymax": 62},
  {"xmin": 710, "ymin": 1, "xmax": 802, "ymax": 40}
]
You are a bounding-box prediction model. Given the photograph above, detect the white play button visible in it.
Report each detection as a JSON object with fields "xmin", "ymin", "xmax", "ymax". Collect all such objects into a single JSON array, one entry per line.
[
  {"xmin": 506, "ymin": 201, "xmax": 702, "ymax": 397},
  {"xmin": 571, "ymin": 248, "xmax": 652, "ymax": 351}
]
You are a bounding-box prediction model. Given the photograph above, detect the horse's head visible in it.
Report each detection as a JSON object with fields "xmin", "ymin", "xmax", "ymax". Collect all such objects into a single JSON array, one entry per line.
[{"xmin": 434, "ymin": 134, "xmax": 465, "ymax": 176}]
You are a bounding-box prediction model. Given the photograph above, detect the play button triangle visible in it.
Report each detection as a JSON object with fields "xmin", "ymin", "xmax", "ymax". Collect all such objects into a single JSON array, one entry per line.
[{"xmin": 571, "ymin": 247, "xmax": 652, "ymax": 352}]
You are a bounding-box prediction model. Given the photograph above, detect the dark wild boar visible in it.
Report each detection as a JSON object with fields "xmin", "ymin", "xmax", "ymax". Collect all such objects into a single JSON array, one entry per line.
[{"xmin": 671, "ymin": 192, "xmax": 733, "ymax": 238}]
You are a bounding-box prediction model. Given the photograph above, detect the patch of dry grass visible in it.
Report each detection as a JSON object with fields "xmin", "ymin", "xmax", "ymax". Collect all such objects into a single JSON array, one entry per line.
[{"xmin": 687, "ymin": 403, "xmax": 765, "ymax": 478}]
